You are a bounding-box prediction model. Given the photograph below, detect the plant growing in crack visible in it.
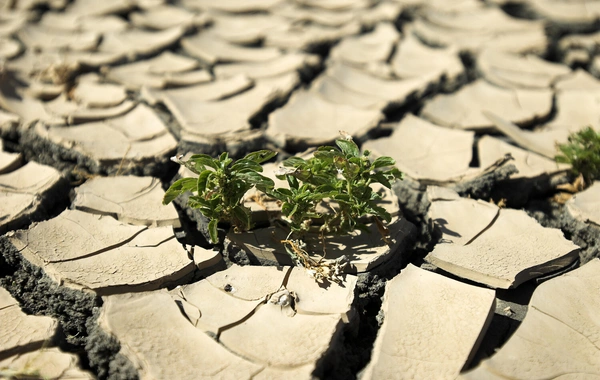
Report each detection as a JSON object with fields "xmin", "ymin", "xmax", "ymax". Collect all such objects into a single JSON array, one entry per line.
[
  {"xmin": 556, "ymin": 126, "xmax": 600, "ymax": 186},
  {"xmin": 163, "ymin": 135, "xmax": 402, "ymax": 283}
]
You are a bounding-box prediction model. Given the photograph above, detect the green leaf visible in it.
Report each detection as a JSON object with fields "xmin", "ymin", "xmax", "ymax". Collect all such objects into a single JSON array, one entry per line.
[
  {"xmin": 333, "ymin": 193, "xmax": 351, "ymax": 202},
  {"xmin": 368, "ymin": 204, "xmax": 391, "ymax": 222},
  {"xmin": 275, "ymin": 188, "xmax": 294, "ymax": 198},
  {"xmin": 232, "ymin": 205, "xmax": 252, "ymax": 230},
  {"xmin": 336, "ymin": 139, "xmax": 360, "ymax": 158},
  {"xmin": 162, "ymin": 178, "xmax": 197, "ymax": 205},
  {"xmin": 237, "ymin": 171, "xmax": 275, "ymax": 189},
  {"xmin": 372, "ymin": 171, "xmax": 392, "ymax": 188},
  {"xmin": 372, "ymin": 156, "xmax": 396, "ymax": 169},
  {"xmin": 208, "ymin": 219, "xmax": 218, "ymax": 244},
  {"xmin": 230, "ymin": 159, "xmax": 263, "ymax": 173},
  {"xmin": 189, "ymin": 154, "xmax": 219, "ymax": 170},
  {"xmin": 196, "ymin": 170, "xmax": 212, "ymax": 195},
  {"xmin": 282, "ymin": 156, "xmax": 307, "ymax": 168},
  {"xmin": 244, "ymin": 150, "xmax": 277, "ymax": 164},
  {"xmin": 286, "ymin": 175, "xmax": 299, "ymax": 190}
]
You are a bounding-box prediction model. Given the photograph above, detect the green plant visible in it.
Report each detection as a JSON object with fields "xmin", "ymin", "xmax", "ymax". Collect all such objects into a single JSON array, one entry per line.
[
  {"xmin": 163, "ymin": 136, "xmax": 402, "ymax": 281},
  {"xmin": 164, "ymin": 150, "xmax": 277, "ymax": 243},
  {"xmin": 556, "ymin": 127, "xmax": 600, "ymax": 184}
]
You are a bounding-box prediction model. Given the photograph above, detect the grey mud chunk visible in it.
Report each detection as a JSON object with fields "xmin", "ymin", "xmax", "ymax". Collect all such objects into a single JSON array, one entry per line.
[
  {"xmin": 0, "ymin": 287, "xmax": 57, "ymax": 358},
  {"xmin": 526, "ymin": 0, "xmax": 600, "ymax": 29},
  {"xmin": 43, "ymin": 95, "xmax": 135, "ymax": 125},
  {"xmin": 72, "ymin": 176, "xmax": 180, "ymax": 227},
  {"xmin": 227, "ymin": 216, "xmax": 416, "ymax": 273},
  {"xmin": 363, "ymin": 264, "xmax": 495, "ymax": 380},
  {"xmin": 106, "ymin": 51, "xmax": 211, "ymax": 90},
  {"xmin": 363, "ymin": 114, "xmax": 478, "ymax": 183},
  {"xmin": 329, "ymin": 22, "xmax": 400, "ymax": 66},
  {"xmin": 18, "ymin": 24, "xmax": 100, "ymax": 52},
  {"xmin": 267, "ymin": 89, "xmax": 383, "ymax": 147},
  {"xmin": 264, "ymin": 21, "xmax": 361, "ymax": 51},
  {"xmin": 313, "ymin": 63, "xmax": 438, "ymax": 110},
  {"xmin": 38, "ymin": 12, "xmax": 128, "ymax": 33},
  {"xmin": 208, "ymin": 12, "xmax": 288, "ymax": 45},
  {"xmin": 483, "ymin": 110, "xmax": 569, "ymax": 159},
  {"xmin": 462, "ymin": 259, "xmax": 600, "ymax": 379},
  {"xmin": 477, "ymin": 49, "xmax": 571, "ymax": 89},
  {"xmin": 31, "ymin": 104, "xmax": 177, "ymax": 175},
  {"xmin": 391, "ymin": 32, "xmax": 464, "ymax": 90},
  {"xmin": 425, "ymin": 189, "xmax": 580, "ymax": 288},
  {"xmin": 412, "ymin": 5, "xmax": 547, "ymax": 54},
  {"xmin": 421, "ymin": 80, "xmax": 552, "ymax": 131},
  {"xmin": 0, "ymin": 161, "xmax": 65, "ymax": 234},
  {"xmin": 214, "ymin": 53, "xmax": 321, "ymax": 80},
  {"xmin": 427, "ymin": 186, "xmax": 500, "ymax": 246},
  {"xmin": 9, "ymin": 209, "xmax": 194, "ymax": 295},
  {"xmin": 478, "ymin": 135, "xmax": 570, "ymax": 179},
  {"xmin": 172, "ymin": 265, "xmax": 357, "ymax": 375},
  {"xmin": 99, "ymin": 290, "xmax": 261, "ymax": 379},
  {"xmin": 181, "ymin": 33, "xmax": 282, "ymax": 65},
  {"xmin": 567, "ymin": 181, "xmax": 600, "ymax": 227},
  {"xmin": 543, "ymin": 70, "xmax": 600, "ymax": 134},
  {"xmin": 98, "ymin": 26, "xmax": 185, "ymax": 60},
  {"xmin": 130, "ymin": 4, "xmax": 209, "ymax": 31},
  {"xmin": 0, "ymin": 347, "xmax": 94, "ymax": 379},
  {"xmin": 0, "ymin": 37, "xmax": 21, "ymax": 59},
  {"xmin": 181, "ymin": 0, "xmax": 283, "ymax": 13},
  {"xmin": 99, "ymin": 263, "xmax": 355, "ymax": 380},
  {"xmin": 148, "ymin": 73, "xmax": 297, "ymax": 144}
]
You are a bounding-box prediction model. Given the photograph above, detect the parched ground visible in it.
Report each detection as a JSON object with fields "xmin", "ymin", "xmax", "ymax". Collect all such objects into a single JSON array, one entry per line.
[{"xmin": 1, "ymin": 0, "xmax": 600, "ymax": 379}]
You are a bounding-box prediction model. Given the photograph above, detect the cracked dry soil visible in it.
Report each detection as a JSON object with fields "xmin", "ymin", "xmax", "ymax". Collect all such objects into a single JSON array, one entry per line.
[{"xmin": 2, "ymin": 0, "xmax": 600, "ymax": 379}]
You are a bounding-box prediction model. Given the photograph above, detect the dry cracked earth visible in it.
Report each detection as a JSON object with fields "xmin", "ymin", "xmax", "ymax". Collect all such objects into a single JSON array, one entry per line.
[{"xmin": 1, "ymin": 0, "xmax": 600, "ymax": 379}]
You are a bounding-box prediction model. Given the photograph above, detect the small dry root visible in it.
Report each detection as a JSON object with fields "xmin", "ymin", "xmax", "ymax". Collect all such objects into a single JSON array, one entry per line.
[
  {"xmin": 281, "ymin": 238, "xmax": 349, "ymax": 285},
  {"xmin": 554, "ymin": 174, "xmax": 585, "ymax": 204}
]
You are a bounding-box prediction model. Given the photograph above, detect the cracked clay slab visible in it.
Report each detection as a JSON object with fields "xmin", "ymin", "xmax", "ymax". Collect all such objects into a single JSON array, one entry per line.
[
  {"xmin": 227, "ymin": 217, "xmax": 415, "ymax": 273},
  {"xmin": 363, "ymin": 264, "xmax": 495, "ymax": 380},
  {"xmin": 181, "ymin": 33, "xmax": 282, "ymax": 65},
  {"xmin": 173, "ymin": 264, "xmax": 357, "ymax": 374},
  {"xmin": 461, "ymin": 258, "xmax": 600, "ymax": 379},
  {"xmin": 9, "ymin": 209, "xmax": 194, "ymax": 295},
  {"xmin": 267, "ymin": 90, "xmax": 383, "ymax": 147},
  {"xmin": 426, "ymin": 201, "xmax": 580, "ymax": 289},
  {"xmin": 0, "ymin": 161, "xmax": 65, "ymax": 234},
  {"xmin": 477, "ymin": 49, "xmax": 571, "ymax": 89},
  {"xmin": 106, "ymin": 51, "xmax": 211, "ymax": 90},
  {"xmin": 0, "ymin": 287, "xmax": 57, "ymax": 359},
  {"xmin": 412, "ymin": 6, "xmax": 547, "ymax": 54},
  {"xmin": 72, "ymin": 176, "xmax": 180, "ymax": 227},
  {"xmin": 99, "ymin": 290, "xmax": 262, "ymax": 379},
  {"xmin": 391, "ymin": 32, "xmax": 464, "ymax": 90},
  {"xmin": 0, "ymin": 347, "xmax": 94, "ymax": 379},
  {"xmin": 421, "ymin": 80, "xmax": 553, "ymax": 131},
  {"xmin": 329, "ymin": 22, "xmax": 399, "ymax": 66},
  {"xmin": 363, "ymin": 114, "xmax": 478, "ymax": 183},
  {"xmin": 478, "ymin": 135, "xmax": 570, "ymax": 179},
  {"xmin": 567, "ymin": 181, "xmax": 600, "ymax": 227},
  {"xmin": 32, "ymin": 104, "xmax": 177, "ymax": 174},
  {"xmin": 214, "ymin": 53, "xmax": 321, "ymax": 80},
  {"xmin": 427, "ymin": 186, "xmax": 500, "ymax": 246}
]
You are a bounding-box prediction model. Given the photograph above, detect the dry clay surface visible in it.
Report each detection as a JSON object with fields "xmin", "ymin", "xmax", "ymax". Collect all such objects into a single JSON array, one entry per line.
[{"xmin": 1, "ymin": 0, "xmax": 600, "ymax": 379}]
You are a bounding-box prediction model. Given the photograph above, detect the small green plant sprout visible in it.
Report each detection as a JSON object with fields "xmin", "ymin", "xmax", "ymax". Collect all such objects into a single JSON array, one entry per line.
[
  {"xmin": 555, "ymin": 126, "xmax": 600, "ymax": 185},
  {"xmin": 163, "ymin": 134, "xmax": 402, "ymax": 283},
  {"xmin": 164, "ymin": 150, "xmax": 277, "ymax": 244}
]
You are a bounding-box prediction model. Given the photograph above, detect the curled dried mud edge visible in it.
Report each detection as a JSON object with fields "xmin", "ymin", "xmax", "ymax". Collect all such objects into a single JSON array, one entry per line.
[
  {"xmin": 0, "ymin": 236, "xmax": 139, "ymax": 380},
  {"xmin": 20, "ymin": 128, "xmax": 177, "ymax": 182},
  {"xmin": 526, "ymin": 199, "xmax": 600, "ymax": 265}
]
